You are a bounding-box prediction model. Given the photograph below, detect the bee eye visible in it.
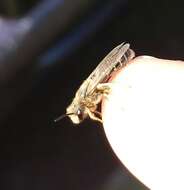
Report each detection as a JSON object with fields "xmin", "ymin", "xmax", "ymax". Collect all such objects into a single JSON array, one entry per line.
[
  {"xmin": 77, "ymin": 109, "xmax": 83, "ymax": 121},
  {"xmin": 77, "ymin": 109, "xmax": 81, "ymax": 115}
]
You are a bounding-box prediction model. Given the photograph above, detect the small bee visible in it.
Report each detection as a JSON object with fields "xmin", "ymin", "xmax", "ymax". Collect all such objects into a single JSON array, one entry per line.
[{"xmin": 55, "ymin": 42, "xmax": 135, "ymax": 124}]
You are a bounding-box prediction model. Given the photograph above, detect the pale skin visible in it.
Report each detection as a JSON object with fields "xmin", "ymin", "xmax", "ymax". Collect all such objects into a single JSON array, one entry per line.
[{"xmin": 102, "ymin": 56, "xmax": 184, "ymax": 190}]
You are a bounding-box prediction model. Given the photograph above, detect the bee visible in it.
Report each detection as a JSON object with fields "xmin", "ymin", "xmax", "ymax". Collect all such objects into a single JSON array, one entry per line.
[{"xmin": 55, "ymin": 42, "xmax": 135, "ymax": 124}]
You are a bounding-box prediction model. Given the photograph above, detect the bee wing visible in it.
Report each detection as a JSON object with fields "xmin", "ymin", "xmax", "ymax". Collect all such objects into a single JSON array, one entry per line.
[{"xmin": 79, "ymin": 42, "xmax": 133, "ymax": 97}]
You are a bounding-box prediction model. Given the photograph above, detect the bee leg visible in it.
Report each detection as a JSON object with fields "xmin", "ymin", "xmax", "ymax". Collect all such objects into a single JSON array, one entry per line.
[
  {"xmin": 96, "ymin": 83, "xmax": 113, "ymax": 94},
  {"xmin": 93, "ymin": 110, "xmax": 102, "ymax": 118},
  {"xmin": 103, "ymin": 93, "xmax": 109, "ymax": 101},
  {"xmin": 87, "ymin": 109, "xmax": 102, "ymax": 123}
]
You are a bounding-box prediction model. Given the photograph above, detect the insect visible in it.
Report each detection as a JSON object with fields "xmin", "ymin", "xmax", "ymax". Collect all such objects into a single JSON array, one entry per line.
[{"xmin": 55, "ymin": 42, "xmax": 135, "ymax": 124}]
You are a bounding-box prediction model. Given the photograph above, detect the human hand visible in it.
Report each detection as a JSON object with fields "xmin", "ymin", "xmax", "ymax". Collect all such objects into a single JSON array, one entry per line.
[{"xmin": 102, "ymin": 56, "xmax": 184, "ymax": 190}]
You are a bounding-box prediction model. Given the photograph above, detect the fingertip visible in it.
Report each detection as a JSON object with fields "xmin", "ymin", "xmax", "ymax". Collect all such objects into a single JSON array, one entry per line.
[{"xmin": 102, "ymin": 55, "xmax": 184, "ymax": 190}]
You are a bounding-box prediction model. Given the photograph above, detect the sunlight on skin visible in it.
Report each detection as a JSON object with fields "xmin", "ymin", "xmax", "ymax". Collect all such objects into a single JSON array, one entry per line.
[{"xmin": 102, "ymin": 56, "xmax": 184, "ymax": 190}]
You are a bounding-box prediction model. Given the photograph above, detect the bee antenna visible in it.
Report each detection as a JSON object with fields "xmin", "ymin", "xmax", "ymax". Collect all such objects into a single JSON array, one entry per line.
[{"xmin": 54, "ymin": 113, "xmax": 74, "ymax": 123}]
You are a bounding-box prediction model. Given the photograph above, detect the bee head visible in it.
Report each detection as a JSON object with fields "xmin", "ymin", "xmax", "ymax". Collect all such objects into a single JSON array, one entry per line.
[{"xmin": 66, "ymin": 102, "xmax": 88, "ymax": 124}]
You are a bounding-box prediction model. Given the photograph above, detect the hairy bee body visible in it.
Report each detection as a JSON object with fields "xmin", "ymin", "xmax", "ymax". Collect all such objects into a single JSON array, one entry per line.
[{"xmin": 55, "ymin": 42, "xmax": 135, "ymax": 124}]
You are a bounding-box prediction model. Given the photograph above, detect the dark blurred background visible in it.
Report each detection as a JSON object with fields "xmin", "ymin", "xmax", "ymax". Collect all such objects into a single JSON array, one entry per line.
[{"xmin": 0, "ymin": 0, "xmax": 183, "ymax": 189}]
